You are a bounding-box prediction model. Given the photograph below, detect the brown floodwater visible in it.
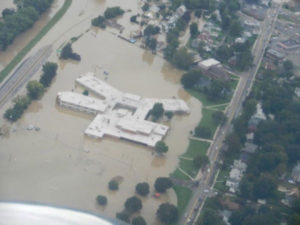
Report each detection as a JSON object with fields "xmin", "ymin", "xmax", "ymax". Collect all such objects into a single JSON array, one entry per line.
[{"xmin": 0, "ymin": 1, "xmax": 202, "ymax": 224}]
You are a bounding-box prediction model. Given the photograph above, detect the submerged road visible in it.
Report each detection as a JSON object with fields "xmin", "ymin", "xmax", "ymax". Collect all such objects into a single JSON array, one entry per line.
[
  {"xmin": 181, "ymin": 3, "xmax": 282, "ymax": 225},
  {"xmin": 0, "ymin": 45, "xmax": 52, "ymax": 109}
]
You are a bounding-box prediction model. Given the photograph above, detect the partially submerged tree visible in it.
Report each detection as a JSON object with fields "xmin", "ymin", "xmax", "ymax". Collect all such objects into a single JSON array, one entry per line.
[
  {"xmin": 96, "ymin": 195, "xmax": 107, "ymax": 206},
  {"xmin": 156, "ymin": 203, "xmax": 178, "ymax": 224},
  {"xmin": 155, "ymin": 141, "xmax": 169, "ymax": 154},
  {"xmin": 136, "ymin": 182, "xmax": 150, "ymax": 196},
  {"xmin": 124, "ymin": 196, "xmax": 142, "ymax": 213},
  {"xmin": 108, "ymin": 180, "xmax": 119, "ymax": 190},
  {"xmin": 154, "ymin": 177, "xmax": 173, "ymax": 193},
  {"xmin": 26, "ymin": 80, "xmax": 44, "ymax": 100}
]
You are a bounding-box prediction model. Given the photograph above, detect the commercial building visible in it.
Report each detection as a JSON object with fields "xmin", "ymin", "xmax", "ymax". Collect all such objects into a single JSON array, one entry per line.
[
  {"xmin": 57, "ymin": 92, "xmax": 108, "ymax": 115},
  {"xmin": 57, "ymin": 73, "xmax": 190, "ymax": 147}
]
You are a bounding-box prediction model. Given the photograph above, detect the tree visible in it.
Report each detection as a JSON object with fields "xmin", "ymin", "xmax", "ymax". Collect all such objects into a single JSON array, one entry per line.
[
  {"xmin": 229, "ymin": 20, "xmax": 243, "ymax": 37},
  {"xmin": 154, "ymin": 177, "xmax": 173, "ymax": 193},
  {"xmin": 83, "ymin": 90, "xmax": 89, "ymax": 96},
  {"xmin": 136, "ymin": 182, "xmax": 150, "ymax": 196},
  {"xmin": 194, "ymin": 126, "xmax": 212, "ymax": 139},
  {"xmin": 39, "ymin": 62, "xmax": 58, "ymax": 87},
  {"xmin": 124, "ymin": 196, "xmax": 142, "ymax": 213},
  {"xmin": 145, "ymin": 37, "xmax": 157, "ymax": 51},
  {"xmin": 108, "ymin": 180, "xmax": 119, "ymax": 190},
  {"xmin": 236, "ymin": 50, "xmax": 253, "ymax": 71},
  {"xmin": 190, "ymin": 22, "xmax": 198, "ymax": 37},
  {"xmin": 253, "ymin": 175, "xmax": 277, "ymax": 199},
  {"xmin": 193, "ymin": 154, "xmax": 209, "ymax": 169},
  {"xmin": 2, "ymin": 8, "xmax": 15, "ymax": 18},
  {"xmin": 60, "ymin": 43, "xmax": 81, "ymax": 61},
  {"xmin": 132, "ymin": 216, "xmax": 147, "ymax": 225},
  {"xmin": 91, "ymin": 15, "xmax": 106, "ymax": 28},
  {"xmin": 116, "ymin": 211, "xmax": 130, "ymax": 223},
  {"xmin": 104, "ymin": 7, "xmax": 124, "ymax": 19},
  {"xmin": 172, "ymin": 47, "xmax": 194, "ymax": 70},
  {"xmin": 26, "ymin": 80, "xmax": 44, "ymax": 100},
  {"xmin": 197, "ymin": 208, "xmax": 224, "ymax": 225},
  {"xmin": 150, "ymin": 103, "xmax": 164, "ymax": 120},
  {"xmin": 144, "ymin": 25, "xmax": 160, "ymax": 36},
  {"xmin": 4, "ymin": 95, "xmax": 31, "ymax": 122},
  {"xmin": 155, "ymin": 141, "xmax": 169, "ymax": 154},
  {"xmin": 165, "ymin": 111, "xmax": 174, "ymax": 120},
  {"xmin": 142, "ymin": 3, "xmax": 150, "ymax": 12},
  {"xmin": 180, "ymin": 70, "xmax": 202, "ymax": 88},
  {"xmin": 156, "ymin": 203, "xmax": 178, "ymax": 224},
  {"xmin": 212, "ymin": 111, "xmax": 227, "ymax": 125},
  {"xmin": 239, "ymin": 178, "xmax": 253, "ymax": 199},
  {"xmin": 130, "ymin": 15, "xmax": 137, "ymax": 23},
  {"xmin": 283, "ymin": 60, "xmax": 293, "ymax": 72},
  {"xmin": 96, "ymin": 195, "xmax": 107, "ymax": 206}
]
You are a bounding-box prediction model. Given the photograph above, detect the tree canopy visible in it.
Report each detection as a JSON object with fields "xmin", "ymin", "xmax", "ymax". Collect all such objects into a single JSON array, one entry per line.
[
  {"xmin": 155, "ymin": 141, "xmax": 169, "ymax": 154},
  {"xmin": 26, "ymin": 80, "xmax": 44, "ymax": 99},
  {"xmin": 124, "ymin": 196, "xmax": 142, "ymax": 213},
  {"xmin": 0, "ymin": 0, "xmax": 53, "ymax": 50},
  {"xmin": 39, "ymin": 62, "xmax": 58, "ymax": 87},
  {"xmin": 154, "ymin": 177, "xmax": 173, "ymax": 193},
  {"xmin": 136, "ymin": 182, "xmax": 150, "ymax": 196},
  {"xmin": 156, "ymin": 203, "xmax": 178, "ymax": 225},
  {"xmin": 172, "ymin": 47, "xmax": 194, "ymax": 70},
  {"xmin": 104, "ymin": 7, "xmax": 124, "ymax": 19}
]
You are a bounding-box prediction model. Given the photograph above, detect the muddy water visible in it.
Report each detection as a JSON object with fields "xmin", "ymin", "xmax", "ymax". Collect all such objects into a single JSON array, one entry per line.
[
  {"xmin": 0, "ymin": 0, "xmax": 63, "ymax": 71},
  {"xmin": 0, "ymin": 1, "xmax": 202, "ymax": 224}
]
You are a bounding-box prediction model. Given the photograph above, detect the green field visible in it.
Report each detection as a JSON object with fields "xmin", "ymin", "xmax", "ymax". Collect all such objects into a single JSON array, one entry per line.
[
  {"xmin": 173, "ymin": 186, "xmax": 193, "ymax": 216},
  {"xmin": 0, "ymin": 0, "xmax": 72, "ymax": 83}
]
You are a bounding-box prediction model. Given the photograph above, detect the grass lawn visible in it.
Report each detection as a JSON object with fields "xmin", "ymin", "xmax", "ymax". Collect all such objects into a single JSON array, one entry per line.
[
  {"xmin": 0, "ymin": 0, "xmax": 72, "ymax": 83},
  {"xmin": 170, "ymin": 168, "xmax": 190, "ymax": 180},
  {"xmin": 171, "ymin": 140, "xmax": 210, "ymax": 179},
  {"xmin": 197, "ymin": 108, "xmax": 218, "ymax": 139},
  {"xmin": 214, "ymin": 168, "xmax": 229, "ymax": 192},
  {"xmin": 173, "ymin": 185, "xmax": 193, "ymax": 216},
  {"xmin": 187, "ymin": 89, "xmax": 229, "ymax": 107},
  {"xmin": 182, "ymin": 140, "xmax": 210, "ymax": 158},
  {"xmin": 209, "ymin": 104, "xmax": 228, "ymax": 111},
  {"xmin": 180, "ymin": 140, "xmax": 210, "ymax": 177}
]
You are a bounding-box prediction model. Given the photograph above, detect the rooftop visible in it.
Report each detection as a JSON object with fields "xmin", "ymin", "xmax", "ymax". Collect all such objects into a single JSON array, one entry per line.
[
  {"xmin": 57, "ymin": 73, "xmax": 190, "ymax": 147},
  {"xmin": 198, "ymin": 58, "xmax": 220, "ymax": 69}
]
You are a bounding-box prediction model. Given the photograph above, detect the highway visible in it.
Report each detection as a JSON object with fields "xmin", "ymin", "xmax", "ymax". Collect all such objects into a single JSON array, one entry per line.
[
  {"xmin": 0, "ymin": 45, "xmax": 52, "ymax": 109},
  {"xmin": 181, "ymin": 3, "xmax": 282, "ymax": 225}
]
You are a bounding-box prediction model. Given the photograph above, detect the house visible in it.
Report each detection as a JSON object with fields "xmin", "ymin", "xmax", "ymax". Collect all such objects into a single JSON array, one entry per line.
[
  {"xmin": 295, "ymin": 87, "xmax": 300, "ymax": 98},
  {"xmin": 198, "ymin": 58, "xmax": 230, "ymax": 81},
  {"xmin": 198, "ymin": 58, "xmax": 220, "ymax": 70},
  {"xmin": 207, "ymin": 65, "xmax": 230, "ymax": 81},
  {"xmin": 266, "ymin": 49, "xmax": 285, "ymax": 62},
  {"xmin": 292, "ymin": 162, "xmax": 300, "ymax": 183},
  {"xmin": 278, "ymin": 38, "xmax": 300, "ymax": 51},
  {"xmin": 241, "ymin": 4, "xmax": 267, "ymax": 21},
  {"xmin": 242, "ymin": 142, "xmax": 258, "ymax": 154},
  {"xmin": 246, "ymin": 132, "xmax": 254, "ymax": 142}
]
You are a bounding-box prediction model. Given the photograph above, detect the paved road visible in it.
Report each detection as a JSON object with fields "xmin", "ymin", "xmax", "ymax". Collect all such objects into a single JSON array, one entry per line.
[
  {"xmin": 180, "ymin": 3, "xmax": 282, "ymax": 225},
  {"xmin": 0, "ymin": 45, "xmax": 52, "ymax": 109}
]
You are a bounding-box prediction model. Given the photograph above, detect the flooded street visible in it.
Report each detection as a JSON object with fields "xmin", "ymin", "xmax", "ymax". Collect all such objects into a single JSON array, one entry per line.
[{"xmin": 0, "ymin": 0, "xmax": 202, "ymax": 224}]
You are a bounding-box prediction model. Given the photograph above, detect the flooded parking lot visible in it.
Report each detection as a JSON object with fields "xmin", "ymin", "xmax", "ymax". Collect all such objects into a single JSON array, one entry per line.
[{"xmin": 0, "ymin": 0, "xmax": 202, "ymax": 223}]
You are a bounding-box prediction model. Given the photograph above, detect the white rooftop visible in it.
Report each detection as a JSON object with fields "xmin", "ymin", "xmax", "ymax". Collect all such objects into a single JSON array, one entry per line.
[
  {"xmin": 57, "ymin": 92, "xmax": 108, "ymax": 113},
  {"xmin": 57, "ymin": 73, "xmax": 190, "ymax": 147},
  {"xmin": 198, "ymin": 58, "xmax": 220, "ymax": 69}
]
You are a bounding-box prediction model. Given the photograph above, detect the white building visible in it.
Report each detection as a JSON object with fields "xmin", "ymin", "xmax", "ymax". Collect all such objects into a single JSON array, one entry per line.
[
  {"xmin": 57, "ymin": 92, "xmax": 108, "ymax": 115},
  {"xmin": 198, "ymin": 58, "xmax": 221, "ymax": 70},
  {"xmin": 57, "ymin": 73, "xmax": 190, "ymax": 147}
]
